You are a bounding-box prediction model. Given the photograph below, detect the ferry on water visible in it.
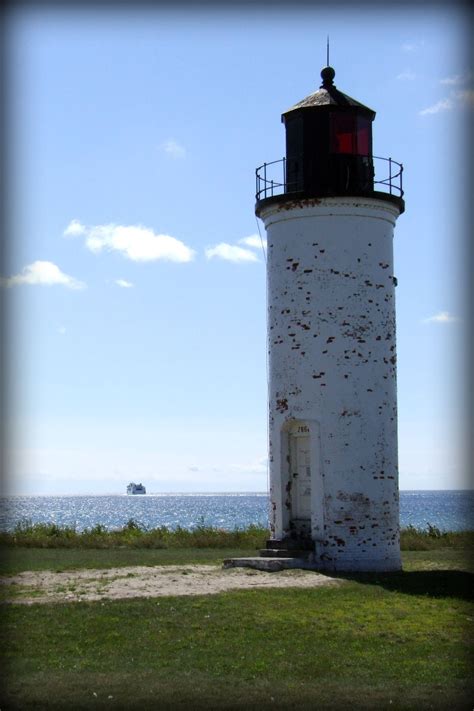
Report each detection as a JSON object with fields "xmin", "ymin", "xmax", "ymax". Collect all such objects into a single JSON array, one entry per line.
[{"xmin": 126, "ymin": 482, "xmax": 146, "ymax": 495}]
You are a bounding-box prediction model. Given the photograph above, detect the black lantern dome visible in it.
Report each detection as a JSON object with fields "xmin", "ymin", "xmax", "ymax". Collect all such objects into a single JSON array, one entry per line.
[
  {"xmin": 283, "ymin": 66, "xmax": 376, "ymax": 198},
  {"xmin": 255, "ymin": 67, "xmax": 404, "ymax": 214}
]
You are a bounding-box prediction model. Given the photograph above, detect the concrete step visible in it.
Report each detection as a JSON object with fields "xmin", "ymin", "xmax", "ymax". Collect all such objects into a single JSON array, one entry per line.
[
  {"xmin": 265, "ymin": 538, "xmax": 313, "ymax": 552},
  {"xmin": 223, "ymin": 557, "xmax": 319, "ymax": 572},
  {"xmin": 259, "ymin": 548, "xmax": 311, "ymax": 559}
]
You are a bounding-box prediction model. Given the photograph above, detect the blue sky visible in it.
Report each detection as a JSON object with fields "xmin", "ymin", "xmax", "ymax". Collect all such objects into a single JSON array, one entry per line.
[{"xmin": 3, "ymin": 5, "xmax": 471, "ymax": 494}]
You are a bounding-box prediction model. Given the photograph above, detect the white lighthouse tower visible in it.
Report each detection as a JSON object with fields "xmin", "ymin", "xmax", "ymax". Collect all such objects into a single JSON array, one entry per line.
[{"xmin": 256, "ymin": 66, "xmax": 405, "ymax": 572}]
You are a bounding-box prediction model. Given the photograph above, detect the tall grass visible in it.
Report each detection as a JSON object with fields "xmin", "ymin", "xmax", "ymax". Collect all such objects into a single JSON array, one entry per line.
[
  {"xmin": 1, "ymin": 520, "xmax": 473, "ymax": 550},
  {"xmin": 0, "ymin": 519, "xmax": 269, "ymax": 550},
  {"xmin": 400, "ymin": 524, "xmax": 473, "ymax": 550},
  {"xmin": 1, "ymin": 519, "xmax": 472, "ymax": 550}
]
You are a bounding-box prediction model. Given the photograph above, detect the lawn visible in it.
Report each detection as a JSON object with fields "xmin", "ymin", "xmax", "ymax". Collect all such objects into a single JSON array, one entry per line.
[
  {"xmin": 1, "ymin": 544, "xmax": 473, "ymax": 710},
  {"xmin": 0, "ymin": 546, "xmax": 256, "ymax": 575}
]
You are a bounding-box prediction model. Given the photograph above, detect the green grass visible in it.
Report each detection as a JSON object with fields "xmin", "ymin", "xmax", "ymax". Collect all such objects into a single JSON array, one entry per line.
[
  {"xmin": 1, "ymin": 523, "xmax": 472, "ymax": 578},
  {"xmin": 402, "ymin": 548, "xmax": 473, "ymax": 572},
  {"xmin": 400, "ymin": 524, "xmax": 473, "ymax": 551},
  {"xmin": 1, "ymin": 567, "xmax": 472, "ymax": 709},
  {"xmin": 1, "ymin": 539, "xmax": 473, "ymax": 709},
  {"xmin": 3, "ymin": 519, "xmax": 472, "ymax": 552},
  {"xmin": 4, "ymin": 672, "xmax": 471, "ymax": 710},
  {"xmin": 1, "ymin": 545, "xmax": 472, "ymax": 577},
  {"xmin": 0, "ymin": 546, "xmax": 255, "ymax": 575},
  {"xmin": 0, "ymin": 519, "xmax": 268, "ymax": 550}
]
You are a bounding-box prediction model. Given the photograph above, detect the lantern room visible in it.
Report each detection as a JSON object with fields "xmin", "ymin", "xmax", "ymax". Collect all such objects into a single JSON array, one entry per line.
[
  {"xmin": 283, "ymin": 66, "xmax": 376, "ymax": 197},
  {"xmin": 255, "ymin": 66, "xmax": 404, "ymax": 215}
]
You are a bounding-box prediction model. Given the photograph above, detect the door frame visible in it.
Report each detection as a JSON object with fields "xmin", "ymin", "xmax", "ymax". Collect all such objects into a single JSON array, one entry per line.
[
  {"xmin": 288, "ymin": 425, "xmax": 311, "ymax": 534},
  {"xmin": 280, "ymin": 418, "xmax": 324, "ymax": 542}
]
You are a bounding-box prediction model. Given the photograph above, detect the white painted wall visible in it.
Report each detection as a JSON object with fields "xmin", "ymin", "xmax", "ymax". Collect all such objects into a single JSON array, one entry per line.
[{"xmin": 259, "ymin": 196, "xmax": 403, "ymax": 572}]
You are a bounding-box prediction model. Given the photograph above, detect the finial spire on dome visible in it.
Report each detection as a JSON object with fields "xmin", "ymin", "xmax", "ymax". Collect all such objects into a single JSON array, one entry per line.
[
  {"xmin": 320, "ymin": 36, "xmax": 335, "ymax": 88},
  {"xmin": 320, "ymin": 66, "xmax": 336, "ymax": 89}
]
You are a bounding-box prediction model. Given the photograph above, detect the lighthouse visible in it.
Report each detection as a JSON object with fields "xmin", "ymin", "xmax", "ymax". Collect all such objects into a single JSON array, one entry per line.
[{"xmin": 256, "ymin": 66, "xmax": 404, "ymax": 572}]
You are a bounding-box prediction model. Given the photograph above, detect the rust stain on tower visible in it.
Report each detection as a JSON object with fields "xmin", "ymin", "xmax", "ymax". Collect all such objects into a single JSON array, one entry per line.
[{"xmin": 255, "ymin": 64, "xmax": 405, "ymax": 572}]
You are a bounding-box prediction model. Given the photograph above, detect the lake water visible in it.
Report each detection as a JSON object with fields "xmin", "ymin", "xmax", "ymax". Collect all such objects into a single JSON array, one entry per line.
[{"xmin": 0, "ymin": 490, "xmax": 472, "ymax": 533}]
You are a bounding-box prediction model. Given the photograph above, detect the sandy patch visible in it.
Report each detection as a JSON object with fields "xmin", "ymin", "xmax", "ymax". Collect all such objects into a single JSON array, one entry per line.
[{"xmin": 1, "ymin": 564, "xmax": 341, "ymax": 604}]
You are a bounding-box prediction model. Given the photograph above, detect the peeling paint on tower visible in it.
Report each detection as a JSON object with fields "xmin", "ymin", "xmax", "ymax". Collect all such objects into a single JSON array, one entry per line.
[{"xmin": 255, "ymin": 65, "xmax": 404, "ymax": 572}]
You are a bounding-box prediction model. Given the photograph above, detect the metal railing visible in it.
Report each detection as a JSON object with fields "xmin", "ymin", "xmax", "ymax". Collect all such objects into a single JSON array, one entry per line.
[
  {"xmin": 373, "ymin": 155, "xmax": 404, "ymax": 197},
  {"xmin": 255, "ymin": 155, "xmax": 403, "ymax": 201},
  {"xmin": 255, "ymin": 158, "xmax": 288, "ymax": 200}
]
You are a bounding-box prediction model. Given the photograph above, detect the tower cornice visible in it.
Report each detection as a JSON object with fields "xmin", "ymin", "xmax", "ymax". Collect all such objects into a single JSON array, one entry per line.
[{"xmin": 256, "ymin": 191, "xmax": 405, "ymax": 219}]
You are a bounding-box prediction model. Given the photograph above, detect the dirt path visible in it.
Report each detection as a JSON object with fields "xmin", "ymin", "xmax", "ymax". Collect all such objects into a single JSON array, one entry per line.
[{"xmin": 1, "ymin": 564, "xmax": 341, "ymax": 604}]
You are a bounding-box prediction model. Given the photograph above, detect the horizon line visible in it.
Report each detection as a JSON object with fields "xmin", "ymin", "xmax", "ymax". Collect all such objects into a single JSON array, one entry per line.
[{"xmin": 2, "ymin": 488, "xmax": 473, "ymax": 497}]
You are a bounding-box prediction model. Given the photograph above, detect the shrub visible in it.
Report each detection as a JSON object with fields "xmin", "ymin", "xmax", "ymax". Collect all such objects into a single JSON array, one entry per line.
[
  {"xmin": 1, "ymin": 521, "xmax": 471, "ymax": 551},
  {"xmin": 400, "ymin": 525, "xmax": 472, "ymax": 550}
]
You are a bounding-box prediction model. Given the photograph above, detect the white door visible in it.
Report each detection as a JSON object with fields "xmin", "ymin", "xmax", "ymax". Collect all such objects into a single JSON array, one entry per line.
[{"xmin": 289, "ymin": 432, "xmax": 311, "ymax": 531}]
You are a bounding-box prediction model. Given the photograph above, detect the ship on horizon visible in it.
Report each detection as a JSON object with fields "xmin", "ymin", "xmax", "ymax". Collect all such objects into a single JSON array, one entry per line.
[{"xmin": 126, "ymin": 482, "xmax": 146, "ymax": 495}]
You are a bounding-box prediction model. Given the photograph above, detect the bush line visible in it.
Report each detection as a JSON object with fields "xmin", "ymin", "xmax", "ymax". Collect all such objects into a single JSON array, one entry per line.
[
  {"xmin": 0, "ymin": 519, "xmax": 267, "ymax": 550},
  {"xmin": 0, "ymin": 519, "xmax": 472, "ymax": 550}
]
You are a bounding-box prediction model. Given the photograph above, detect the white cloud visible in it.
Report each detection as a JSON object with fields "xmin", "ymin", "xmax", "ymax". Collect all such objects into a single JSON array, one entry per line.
[
  {"xmin": 205, "ymin": 243, "xmax": 259, "ymax": 263},
  {"xmin": 239, "ymin": 234, "xmax": 267, "ymax": 250},
  {"xmin": 230, "ymin": 456, "xmax": 268, "ymax": 474},
  {"xmin": 65, "ymin": 221, "xmax": 195, "ymax": 263},
  {"xmin": 64, "ymin": 219, "xmax": 86, "ymax": 237},
  {"xmin": 419, "ymin": 97, "xmax": 453, "ymax": 116},
  {"xmin": 396, "ymin": 70, "xmax": 416, "ymax": 81},
  {"xmin": 440, "ymin": 72, "xmax": 471, "ymax": 86},
  {"xmin": 422, "ymin": 311, "xmax": 459, "ymax": 324},
  {"xmin": 115, "ymin": 279, "xmax": 133, "ymax": 288},
  {"xmin": 0, "ymin": 261, "xmax": 85, "ymax": 289},
  {"xmin": 188, "ymin": 465, "xmax": 200, "ymax": 472},
  {"xmin": 401, "ymin": 40, "xmax": 424, "ymax": 53},
  {"xmin": 58, "ymin": 326, "xmax": 67, "ymax": 335},
  {"xmin": 206, "ymin": 235, "xmax": 268, "ymax": 264},
  {"xmin": 440, "ymin": 74, "xmax": 463, "ymax": 86},
  {"xmin": 161, "ymin": 139, "xmax": 186, "ymax": 159},
  {"xmin": 419, "ymin": 89, "xmax": 474, "ymax": 116}
]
